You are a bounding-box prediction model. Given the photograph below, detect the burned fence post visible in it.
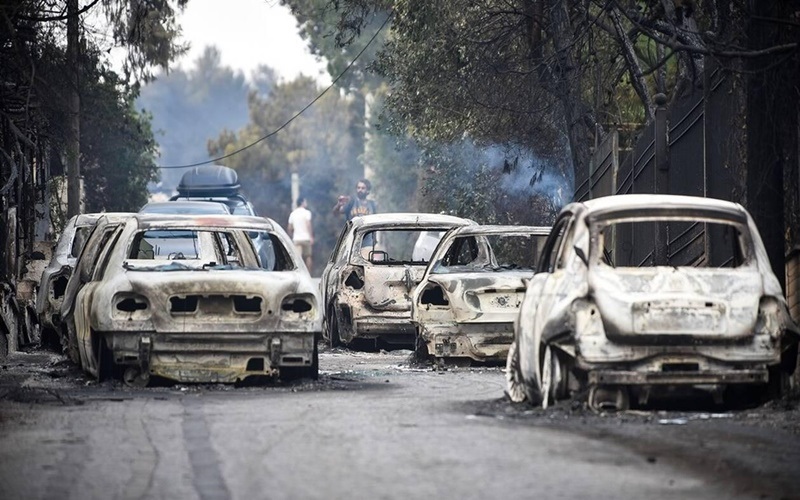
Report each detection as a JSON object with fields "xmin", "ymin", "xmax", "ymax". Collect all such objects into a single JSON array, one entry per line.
[{"xmin": 653, "ymin": 93, "xmax": 669, "ymax": 265}]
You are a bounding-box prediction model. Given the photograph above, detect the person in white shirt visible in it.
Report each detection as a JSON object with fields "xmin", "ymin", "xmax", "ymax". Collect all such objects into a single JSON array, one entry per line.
[{"xmin": 287, "ymin": 197, "xmax": 314, "ymax": 271}]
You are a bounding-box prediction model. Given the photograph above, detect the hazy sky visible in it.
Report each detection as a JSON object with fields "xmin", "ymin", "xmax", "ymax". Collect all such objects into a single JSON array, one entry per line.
[{"xmin": 174, "ymin": 0, "xmax": 330, "ymax": 84}]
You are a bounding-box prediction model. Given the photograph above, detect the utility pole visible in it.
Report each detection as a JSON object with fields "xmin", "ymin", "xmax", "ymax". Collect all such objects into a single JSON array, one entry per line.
[{"xmin": 66, "ymin": 0, "xmax": 81, "ymax": 217}]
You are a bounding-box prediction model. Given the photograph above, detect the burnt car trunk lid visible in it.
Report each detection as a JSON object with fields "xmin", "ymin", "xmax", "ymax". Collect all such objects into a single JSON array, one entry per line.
[
  {"xmin": 590, "ymin": 266, "xmax": 762, "ymax": 341},
  {"xmin": 429, "ymin": 272, "xmax": 532, "ymax": 323}
]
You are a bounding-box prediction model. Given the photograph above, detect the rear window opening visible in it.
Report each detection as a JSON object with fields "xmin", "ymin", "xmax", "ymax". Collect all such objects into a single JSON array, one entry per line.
[
  {"xmin": 435, "ymin": 233, "xmax": 546, "ymax": 274},
  {"xmin": 597, "ymin": 219, "xmax": 748, "ymax": 268},
  {"xmin": 358, "ymin": 228, "xmax": 452, "ymax": 264},
  {"xmin": 130, "ymin": 230, "xmax": 202, "ymax": 260}
]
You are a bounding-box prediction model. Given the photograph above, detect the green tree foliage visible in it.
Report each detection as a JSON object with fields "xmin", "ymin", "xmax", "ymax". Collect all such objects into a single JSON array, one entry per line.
[
  {"xmin": 11, "ymin": 32, "xmax": 159, "ymax": 214},
  {"xmin": 1, "ymin": 0, "xmax": 190, "ymax": 226},
  {"xmin": 137, "ymin": 46, "xmax": 256, "ymax": 192},
  {"xmin": 80, "ymin": 56, "xmax": 159, "ymax": 212},
  {"xmin": 208, "ymin": 76, "xmax": 362, "ymax": 274},
  {"xmin": 303, "ymin": 0, "xmax": 796, "ymax": 194},
  {"xmin": 101, "ymin": 0, "xmax": 190, "ymax": 83}
]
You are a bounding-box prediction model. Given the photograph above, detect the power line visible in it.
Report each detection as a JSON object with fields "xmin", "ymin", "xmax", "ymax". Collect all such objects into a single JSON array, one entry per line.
[{"xmin": 158, "ymin": 12, "xmax": 393, "ymax": 170}]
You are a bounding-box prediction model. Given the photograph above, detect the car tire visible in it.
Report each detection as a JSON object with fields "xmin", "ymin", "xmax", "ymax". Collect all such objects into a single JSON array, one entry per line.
[
  {"xmin": 540, "ymin": 344, "xmax": 554, "ymax": 409},
  {"xmin": 505, "ymin": 341, "xmax": 532, "ymax": 403},
  {"xmin": 327, "ymin": 308, "xmax": 340, "ymax": 348},
  {"xmin": 95, "ymin": 332, "xmax": 120, "ymax": 382},
  {"xmin": 63, "ymin": 324, "xmax": 80, "ymax": 365},
  {"xmin": 308, "ymin": 339, "xmax": 319, "ymax": 380},
  {"xmin": 413, "ymin": 328, "xmax": 430, "ymax": 363}
]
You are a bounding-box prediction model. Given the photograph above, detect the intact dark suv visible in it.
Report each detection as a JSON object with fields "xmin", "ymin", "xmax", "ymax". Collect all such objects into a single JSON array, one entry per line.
[{"xmin": 170, "ymin": 165, "xmax": 258, "ymax": 216}]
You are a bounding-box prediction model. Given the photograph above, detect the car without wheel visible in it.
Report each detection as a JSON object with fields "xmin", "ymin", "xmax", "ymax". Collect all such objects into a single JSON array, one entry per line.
[
  {"xmin": 506, "ymin": 194, "xmax": 799, "ymax": 410},
  {"xmin": 321, "ymin": 213, "xmax": 476, "ymax": 349},
  {"xmin": 60, "ymin": 213, "xmax": 320, "ymax": 386},
  {"xmin": 412, "ymin": 225, "xmax": 550, "ymax": 364}
]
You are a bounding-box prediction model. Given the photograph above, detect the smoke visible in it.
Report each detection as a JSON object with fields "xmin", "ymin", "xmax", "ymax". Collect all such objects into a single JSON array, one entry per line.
[{"xmin": 455, "ymin": 140, "xmax": 574, "ymax": 210}]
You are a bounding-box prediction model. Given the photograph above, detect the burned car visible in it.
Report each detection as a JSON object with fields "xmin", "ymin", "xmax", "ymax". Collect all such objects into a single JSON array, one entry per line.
[
  {"xmin": 321, "ymin": 213, "xmax": 475, "ymax": 349},
  {"xmin": 412, "ymin": 225, "xmax": 550, "ymax": 363},
  {"xmin": 61, "ymin": 214, "xmax": 320, "ymax": 386},
  {"xmin": 36, "ymin": 212, "xmax": 133, "ymax": 349},
  {"xmin": 506, "ymin": 194, "xmax": 799, "ymax": 410}
]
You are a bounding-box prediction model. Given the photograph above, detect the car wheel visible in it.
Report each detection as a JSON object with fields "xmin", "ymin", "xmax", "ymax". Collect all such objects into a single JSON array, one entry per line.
[
  {"xmin": 766, "ymin": 364, "xmax": 790, "ymax": 401},
  {"xmin": 327, "ymin": 308, "xmax": 340, "ymax": 348},
  {"xmin": 543, "ymin": 344, "xmax": 571, "ymax": 405},
  {"xmin": 413, "ymin": 328, "xmax": 430, "ymax": 363},
  {"xmin": 123, "ymin": 366, "xmax": 150, "ymax": 388},
  {"xmin": 95, "ymin": 333, "xmax": 115, "ymax": 382},
  {"xmin": 63, "ymin": 324, "xmax": 80, "ymax": 365},
  {"xmin": 540, "ymin": 345, "xmax": 553, "ymax": 409},
  {"xmin": 308, "ymin": 339, "xmax": 319, "ymax": 380},
  {"xmin": 505, "ymin": 341, "xmax": 531, "ymax": 403}
]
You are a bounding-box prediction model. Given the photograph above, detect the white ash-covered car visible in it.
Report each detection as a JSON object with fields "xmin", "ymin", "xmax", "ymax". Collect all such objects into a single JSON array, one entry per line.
[
  {"xmin": 506, "ymin": 194, "xmax": 799, "ymax": 410},
  {"xmin": 60, "ymin": 214, "xmax": 320, "ymax": 386},
  {"xmin": 412, "ymin": 225, "xmax": 550, "ymax": 363},
  {"xmin": 36, "ymin": 212, "xmax": 133, "ymax": 349},
  {"xmin": 321, "ymin": 213, "xmax": 476, "ymax": 349}
]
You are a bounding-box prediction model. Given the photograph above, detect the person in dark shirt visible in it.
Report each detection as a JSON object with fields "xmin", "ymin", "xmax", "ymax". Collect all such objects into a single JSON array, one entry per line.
[{"xmin": 333, "ymin": 178, "xmax": 378, "ymax": 220}]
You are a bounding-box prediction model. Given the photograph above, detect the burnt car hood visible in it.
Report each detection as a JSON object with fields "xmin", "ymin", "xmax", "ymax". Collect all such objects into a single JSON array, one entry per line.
[
  {"xmin": 363, "ymin": 265, "xmax": 426, "ymax": 311},
  {"xmin": 589, "ymin": 265, "xmax": 762, "ymax": 340}
]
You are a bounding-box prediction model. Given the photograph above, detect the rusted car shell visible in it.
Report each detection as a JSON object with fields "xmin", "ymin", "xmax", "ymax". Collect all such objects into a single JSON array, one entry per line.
[
  {"xmin": 63, "ymin": 214, "xmax": 320, "ymax": 384},
  {"xmin": 508, "ymin": 194, "xmax": 799, "ymax": 408},
  {"xmin": 321, "ymin": 213, "xmax": 476, "ymax": 347},
  {"xmin": 412, "ymin": 225, "xmax": 551, "ymax": 362},
  {"xmin": 36, "ymin": 213, "xmax": 133, "ymax": 338}
]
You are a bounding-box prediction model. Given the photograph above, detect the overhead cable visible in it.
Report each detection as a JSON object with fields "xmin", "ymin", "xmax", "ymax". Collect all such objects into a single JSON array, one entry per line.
[{"xmin": 158, "ymin": 12, "xmax": 393, "ymax": 170}]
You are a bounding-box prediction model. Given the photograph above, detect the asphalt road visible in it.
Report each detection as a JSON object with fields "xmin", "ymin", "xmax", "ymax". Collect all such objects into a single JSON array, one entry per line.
[{"xmin": 0, "ymin": 348, "xmax": 798, "ymax": 500}]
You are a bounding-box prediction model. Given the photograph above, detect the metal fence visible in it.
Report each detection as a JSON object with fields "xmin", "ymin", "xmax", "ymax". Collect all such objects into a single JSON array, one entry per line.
[{"xmin": 575, "ymin": 66, "xmax": 741, "ymax": 268}]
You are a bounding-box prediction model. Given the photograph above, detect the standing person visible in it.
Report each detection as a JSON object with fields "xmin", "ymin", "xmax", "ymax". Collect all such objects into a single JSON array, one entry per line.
[
  {"xmin": 288, "ymin": 197, "xmax": 314, "ymax": 271},
  {"xmin": 333, "ymin": 178, "xmax": 378, "ymax": 220}
]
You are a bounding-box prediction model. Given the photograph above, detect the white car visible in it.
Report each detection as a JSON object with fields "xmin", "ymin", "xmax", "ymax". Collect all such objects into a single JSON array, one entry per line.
[
  {"xmin": 412, "ymin": 225, "xmax": 550, "ymax": 363},
  {"xmin": 61, "ymin": 214, "xmax": 321, "ymax": 386},
  {"xmin": 321, "ymin": 213, "xmax": 475, "ymax": 349},
  {"xmin": 36, "ymin": 213, "xmax": 133, "ymax": 350},
  {"xmin": 506, "ymin": 194, "xmax": 799, "ymax": 410}
]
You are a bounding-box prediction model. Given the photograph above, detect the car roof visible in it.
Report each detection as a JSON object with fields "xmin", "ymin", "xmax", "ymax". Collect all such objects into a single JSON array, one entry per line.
[
  {"xmin": 139, "ymin": 201, "xmax": 231, "ymax": 215},
  {"xmin": 132, "ymin": 214, "xmax": 277, "ymax": 232},
  {"xmin": 74, "ymin": 212, "xmax": 135, "ymax": 227},
  {"xmin": 349, "ymin": 212, "xmax": 476, "ymax": 230},
  {"xmin": 444, "ymin": 225, "xmax": 552, "ymax": 237},
  {"xmin": 571, "ymin": 194, "xmax": 748, "ymax": 222}
]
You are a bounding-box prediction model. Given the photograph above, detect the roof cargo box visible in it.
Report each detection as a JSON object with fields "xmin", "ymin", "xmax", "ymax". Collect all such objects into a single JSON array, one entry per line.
[{"xmin": 177, "ymin": 165, "xmax": 241, "ymax": 197}]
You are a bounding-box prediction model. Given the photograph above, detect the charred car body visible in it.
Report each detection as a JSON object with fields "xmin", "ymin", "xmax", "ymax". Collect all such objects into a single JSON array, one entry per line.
[
  {"xmin": 412, "ymin": 225, "xmax": 550, "ymax": 363},
  {"xmin": 321, "ymin": 213, "xmax": 475, "ymax": 348},
  {"xmin": 506, "ymin": 194, "xmax": 799, "ymax": 410},
  {"xmin": 36, "ymin": 213, "xmax": 133, "ymax": 349},
  {"xmin": 61, "ymin": 214, "xmax": 320, "ymax": 386}
]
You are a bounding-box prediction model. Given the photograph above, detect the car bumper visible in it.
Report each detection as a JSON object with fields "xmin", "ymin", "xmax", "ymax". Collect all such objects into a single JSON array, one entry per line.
[
  {"xmin": 102, "ymin": 331, "xmax": 316, "ymax": 383},
  {"xmin": 419, "ymin": 323, "xmax": 514, "ymax": 361}
]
